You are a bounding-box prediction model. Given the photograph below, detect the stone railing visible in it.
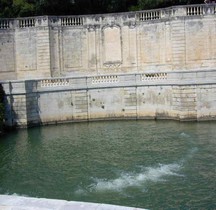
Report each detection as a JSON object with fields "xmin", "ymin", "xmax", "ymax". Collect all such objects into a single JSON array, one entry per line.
[
  {"xmin": 137, "ymin": 10, "xmax": 161, "ymax": 21},
  {"xmin": 40, "ymin": 79, "xmax": 70, "ymax": 87},
  {"xmin": 141, "ymin": 73, "xmax": 168, "ymax": 81},
  {"xmin": 61, "ymin": 16, "xmax": 84, "ymax": 26},
  {"xmin": 135, "ymin": 4, "xmax": 215, "ymax": 22},
  {"xmin": 0, "ymin": 4, "xmax": 215, "ymax": 30},
  {"xmin": 186, "ymin": 5, "xmax": 204, "ymax": 16},
  {"xmin": 28, "ymin": 70, "xmax": 216, "ymax": 90},
  {"xmin": 92, "ymin": 75, "xmax": 119, "ymax": 84},
  {"xmin": 18, "ymin": 18, "xmax": 36, "ymax": 28},
  {"xmin": 0, "ymin": 19, "xmax": 10, "ymax": 29},
  {"xmin": 1, "ymin": 70, "xmax": 216, "ymax": 94}
]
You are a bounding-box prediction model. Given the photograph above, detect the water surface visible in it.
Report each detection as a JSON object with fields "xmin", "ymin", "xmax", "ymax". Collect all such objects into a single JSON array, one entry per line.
[{"xmin": 0, "ymin": 120, "xmax": 215, "ymax": 209}]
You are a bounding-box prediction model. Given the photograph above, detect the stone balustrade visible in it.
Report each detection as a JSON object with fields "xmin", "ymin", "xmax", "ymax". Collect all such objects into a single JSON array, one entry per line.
[
  {"xmin": 141, "ymin": 73, "xmax": 168, "ymax": 81},
  {"xmin": 40, "ymin": 79, "xmax": 70, "ymax": 87},
  {"xmin": 0, "ymin": 4, "xmax": 215, "ymax": 30},
  {"xmin": 61, "ymin": 16, "xmax": 84, "ymax": 26},
  {"xmin": 92, "ymin": 76, "xmax": 119, "ymax": 84},
  {"xmin": 0, "ymin": 19, "xmax": 10, "ymax": 29},
  {"xmin": 18, "ymin": 18, "xmax": 36, "ymax": 28},
  {"xmin": 137, "ymin": 10, "xmax": 161, "ymax": 21},
  {"xmin": 2, "ymin": 70, "xmax": 210, "ymax": 92},
  {"xmin": 186, "ymin": 5, "xmax": 204, "ymax": 16}
]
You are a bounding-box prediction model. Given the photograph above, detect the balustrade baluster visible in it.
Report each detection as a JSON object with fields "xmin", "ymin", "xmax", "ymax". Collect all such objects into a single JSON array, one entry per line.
[{"xmin": 66, "ymin": 18, "xmax": 69, "ymax": 26}]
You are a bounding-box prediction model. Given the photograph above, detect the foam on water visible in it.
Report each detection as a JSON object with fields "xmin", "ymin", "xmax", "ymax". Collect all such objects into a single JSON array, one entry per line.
[
  {"xmin": 87, "ymin": 163, "xmax": 182, "ymax": 192},
  {"xmin": 3, "ymin": 192, "xmax": 29, "ymax": 197},
  {"xmin": 180, "ymin": 132, "xmax": 190, "ymax": 138}
]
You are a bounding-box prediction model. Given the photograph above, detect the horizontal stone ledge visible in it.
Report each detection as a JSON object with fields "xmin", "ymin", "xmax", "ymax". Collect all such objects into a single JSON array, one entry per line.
[{"xmin": 0, "ymin": 195, "xmax": 147, "ymax": 210}]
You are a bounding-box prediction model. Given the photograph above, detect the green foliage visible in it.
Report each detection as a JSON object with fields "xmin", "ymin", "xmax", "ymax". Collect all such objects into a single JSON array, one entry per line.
[
  {"xmin": 0, "ymin": 0, "xmax": 205, "ymax": 18},
  {"xmin": 12, "ymin": 0, "xmax": 35, "ymax": 17},
  {"xmin": 0, "ymin": 0, "xmax": 13, "ymax": 18},
  {"xmin": 136, "ymin": 0, "xmax": 204, "ymax": 10}
]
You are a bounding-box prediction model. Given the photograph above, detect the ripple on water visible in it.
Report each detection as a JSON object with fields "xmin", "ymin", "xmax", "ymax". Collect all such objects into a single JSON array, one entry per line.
[{"xmin": 0, "ymin": 121, "xmax": 215, "ymax": 209}]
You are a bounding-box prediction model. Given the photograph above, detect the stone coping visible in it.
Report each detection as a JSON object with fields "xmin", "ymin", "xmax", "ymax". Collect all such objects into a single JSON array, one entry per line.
[{"xmin": 0, "ymin": 195, "xmax": 148, "ymax": 210}]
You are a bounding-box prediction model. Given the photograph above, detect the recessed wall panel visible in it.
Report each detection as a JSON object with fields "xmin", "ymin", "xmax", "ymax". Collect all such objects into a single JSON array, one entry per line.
[
  {"xmin": 103, "ymin": 26, "xmax": 122, "ymax": 64},
  {"xmin": 15, "ymin": 29, "xmax": 37, "ymax": 71},
  {"xmin": 62, "ymin": 30, "xmax": 82, "ymax": 70},
  {"xmin": 0, "ymin": 32, "xmax": 15, "ymax": 72}
]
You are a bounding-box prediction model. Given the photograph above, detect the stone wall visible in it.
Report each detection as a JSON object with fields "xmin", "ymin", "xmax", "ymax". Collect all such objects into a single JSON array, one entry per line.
[
  {"xmin": 0, "ymin": 4, "xmax": 216, "ymax": 80},
  {"xmin": 2, "ymin": 70, "xmax": 216, "ymax": 127}
]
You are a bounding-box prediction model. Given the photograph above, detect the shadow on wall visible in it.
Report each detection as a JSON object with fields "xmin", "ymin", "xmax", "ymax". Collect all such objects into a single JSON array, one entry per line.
[
  {"xmin": 2, "ymin": 82, "xmax": 17, "ymax": 130},
  {"xmin": 0, "ymin": 84, "xmax": 5, "ymax": 134},
  {"xmin": 0, "ymin": 81, "xmax": 41, "ymax": 130},
  {"xmin": 0, "ymin": 83, "xmax": 16, "ymax": 133},
  {"xmin": 25, "ymin": 80, "xmax": 41, "ymax": 127}
]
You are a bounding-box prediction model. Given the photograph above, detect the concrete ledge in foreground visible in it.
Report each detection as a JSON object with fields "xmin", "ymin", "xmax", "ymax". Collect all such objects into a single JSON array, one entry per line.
[{"xmin": 0, "ymin": 195, "xmax": 148, "ymax": 210}]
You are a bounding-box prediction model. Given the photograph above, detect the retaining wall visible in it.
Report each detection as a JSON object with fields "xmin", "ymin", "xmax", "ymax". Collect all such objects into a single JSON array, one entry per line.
[
  {"xmin": 0, "ymin": 4, "xmax": 216, "ymax": 80},
  {"xmin": 1, "ymin": 70, "xmax": 216, "ymax": 127}
]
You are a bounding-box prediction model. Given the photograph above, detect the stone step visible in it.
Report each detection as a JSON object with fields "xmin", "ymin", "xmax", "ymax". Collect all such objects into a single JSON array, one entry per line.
[{"xmin": 0, "ymin": 195, "xmax": 148, "ymax": 210}]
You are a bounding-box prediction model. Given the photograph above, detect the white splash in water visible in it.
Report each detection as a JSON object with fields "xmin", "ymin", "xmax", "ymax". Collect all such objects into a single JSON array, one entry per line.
[
  {"xmin": 180, "ymin": 132, "xmax": 190, "ymax": 138},
  {"xmin": 88, "ymin": 163, "xmax": 182, "ymax": 192}
]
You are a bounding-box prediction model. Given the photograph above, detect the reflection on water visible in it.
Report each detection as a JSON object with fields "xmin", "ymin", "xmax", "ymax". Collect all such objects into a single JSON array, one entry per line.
[{"xmin": 0, "ymin": 120, "xmax": 215, "ymax": 209}]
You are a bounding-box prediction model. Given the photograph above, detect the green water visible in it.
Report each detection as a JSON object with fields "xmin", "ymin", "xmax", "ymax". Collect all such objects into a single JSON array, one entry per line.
[{"xmin": 0, "ymin": 120, "xmax": 215, "ymax": 209}]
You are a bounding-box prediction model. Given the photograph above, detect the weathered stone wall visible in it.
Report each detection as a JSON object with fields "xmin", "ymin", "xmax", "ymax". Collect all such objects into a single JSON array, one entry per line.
[
  {"xmin": 0, "ymin": 4, "xmax": 216, "ymax": 80},
  {"xmin": 2, "ymin": 70, "xmax": 216, "ymax": 127},
  {"xmin": 0, "ymin": 28, "xmax": 16, "ymax": 80}
]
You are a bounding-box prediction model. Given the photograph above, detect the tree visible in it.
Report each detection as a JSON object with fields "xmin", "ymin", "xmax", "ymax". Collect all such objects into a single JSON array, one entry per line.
[
  {"xmin": 136, "ymin": 0, "xmax": 204, "ymax": 10},
  {"xmin": 0, "ymin": 0, "xmax": 13, "ymax": 18},
  {"xmin": 12, "ymin": 0, "xmax": 35, "ymax": 17},
  {"xmin": 0, "ymin": 0, "xmax": 206, "ymax": 18}
]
